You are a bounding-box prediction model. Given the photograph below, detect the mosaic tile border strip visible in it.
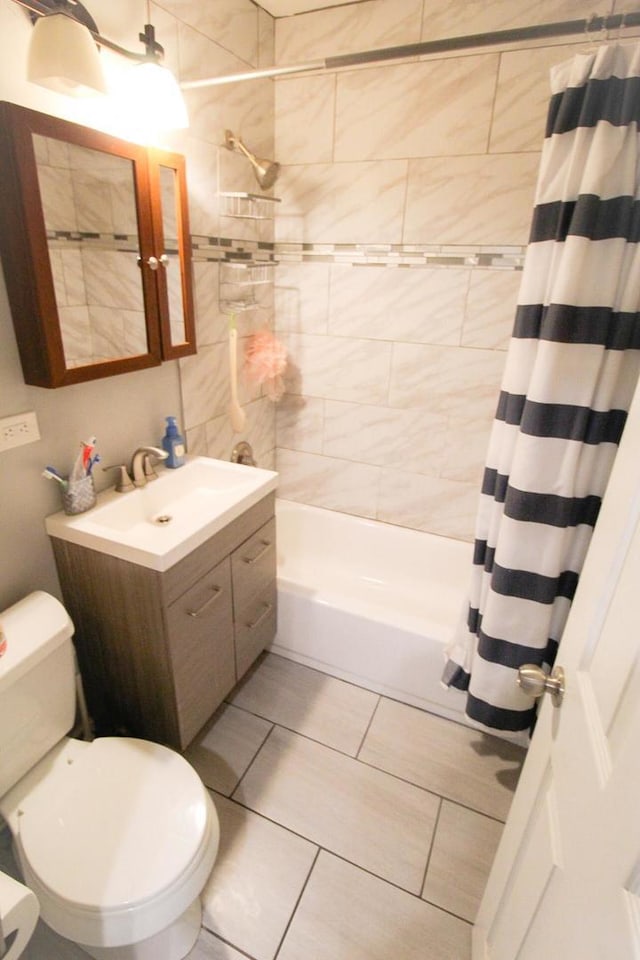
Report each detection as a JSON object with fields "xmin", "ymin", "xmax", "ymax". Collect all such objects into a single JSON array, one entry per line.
[{"xmin": 191, "ymin": 236, "xmax": 527, "ymax": 270}]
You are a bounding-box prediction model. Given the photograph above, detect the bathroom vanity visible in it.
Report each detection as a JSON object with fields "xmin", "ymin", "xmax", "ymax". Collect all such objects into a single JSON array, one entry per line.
[{"xmin": 47, "ymin": 461, "xmax": 277, "ymax": 750}]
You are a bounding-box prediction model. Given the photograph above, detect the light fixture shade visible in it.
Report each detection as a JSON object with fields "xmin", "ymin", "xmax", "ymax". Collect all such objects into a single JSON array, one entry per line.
[
  {"xmin": 132, "ymin": 61, "xmax": 189, "ymax": 131},
  {"xmin": 27, "ymin": 13, "xmax": 107, "ymax": 97}
]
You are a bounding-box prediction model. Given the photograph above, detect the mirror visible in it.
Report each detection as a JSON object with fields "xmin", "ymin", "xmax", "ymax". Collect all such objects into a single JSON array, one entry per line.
[{"xmin": 0, "ymin": 102, "xmax": 196, "ymax": 388}]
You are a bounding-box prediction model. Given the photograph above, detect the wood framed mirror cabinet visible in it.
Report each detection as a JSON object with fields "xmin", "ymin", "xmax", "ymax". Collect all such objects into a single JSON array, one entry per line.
[{"xmin": 0, "ymin": 101, "xmax": 196, "ymax": 388}]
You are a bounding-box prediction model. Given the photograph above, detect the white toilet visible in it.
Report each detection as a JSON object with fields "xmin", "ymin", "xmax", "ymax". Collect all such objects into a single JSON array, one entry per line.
[{"xmin": 0, "ymin": 591, "xmax": 220, "ymax": 960}]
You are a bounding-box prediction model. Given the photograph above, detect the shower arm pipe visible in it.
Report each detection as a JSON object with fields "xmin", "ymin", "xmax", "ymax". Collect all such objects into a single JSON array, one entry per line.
[
  {"xmin": 181, "ymin": 9, "xmax": 640, "ymax": 89},
  {"xmin": 11, "ymin": 0, "xmax": 149, "ymax": 61}
]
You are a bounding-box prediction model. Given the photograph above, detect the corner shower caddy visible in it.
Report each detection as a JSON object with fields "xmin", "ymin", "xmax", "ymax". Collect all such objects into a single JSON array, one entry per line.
[{"xmin": 218, "ymin": 192, "xmax": 280, "ymax": 313}]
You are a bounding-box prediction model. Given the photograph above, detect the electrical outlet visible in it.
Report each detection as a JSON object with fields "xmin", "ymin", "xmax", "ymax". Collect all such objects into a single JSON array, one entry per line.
[{"xmin": 0, "ymin": 411, "xmax": 41, "ymax": 452}]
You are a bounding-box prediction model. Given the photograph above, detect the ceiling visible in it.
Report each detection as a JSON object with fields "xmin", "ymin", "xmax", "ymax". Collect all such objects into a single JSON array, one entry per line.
[{"xmin": 255, "ymin": 0, "xmax": 362, "ymax": 17}]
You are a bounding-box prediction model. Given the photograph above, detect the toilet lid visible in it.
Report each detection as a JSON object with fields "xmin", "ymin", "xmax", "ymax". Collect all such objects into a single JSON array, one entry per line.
[{"xmin": 18, "ymin": 738, "xmax": 210, "ymax": 911}]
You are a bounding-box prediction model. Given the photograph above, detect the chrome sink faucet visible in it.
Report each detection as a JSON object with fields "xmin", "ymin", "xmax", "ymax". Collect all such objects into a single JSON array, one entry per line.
[{"xmin": 130, "ymin": 446, "xmax": 169, "ymax": 487}]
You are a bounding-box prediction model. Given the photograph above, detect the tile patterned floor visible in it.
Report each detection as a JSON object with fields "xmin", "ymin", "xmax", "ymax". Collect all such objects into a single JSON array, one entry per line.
[{"xmin": 1, "ymin": 653, "xmax": 525, "ymax": 960}]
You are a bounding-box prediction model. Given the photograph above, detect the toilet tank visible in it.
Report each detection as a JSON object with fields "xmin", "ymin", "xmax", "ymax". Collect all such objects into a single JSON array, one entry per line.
[{"xmin": 0, "ymin": 592, "xmax": 76, "ymax": 798}]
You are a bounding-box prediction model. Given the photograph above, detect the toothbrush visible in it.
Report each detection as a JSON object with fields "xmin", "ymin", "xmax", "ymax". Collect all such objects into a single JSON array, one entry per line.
[{"xmin": 42, "ymin": 468, "xmax": 68, "ymax": 489}]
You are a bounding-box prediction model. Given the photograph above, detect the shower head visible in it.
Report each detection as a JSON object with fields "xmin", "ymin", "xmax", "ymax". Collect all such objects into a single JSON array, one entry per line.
[{"xmin": 223, "ymin": 129, "xmax": 281, "ymax": 190}]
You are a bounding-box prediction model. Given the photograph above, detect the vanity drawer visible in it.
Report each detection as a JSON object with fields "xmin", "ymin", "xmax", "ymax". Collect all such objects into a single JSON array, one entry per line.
[
  {"xmin": 234, "ymin": 581, "xmax": 277, "ymax": 678},
  {"xmin": 166, "ymin": 557, "xmax": 235, "ymax": 748},
  {"xmin": 231, "ymin": 517, "xmax": 276, "ymax": 617}
]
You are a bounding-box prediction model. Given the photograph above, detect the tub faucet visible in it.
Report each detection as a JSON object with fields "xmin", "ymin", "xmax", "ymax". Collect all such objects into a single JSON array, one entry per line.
[{"xmin": 130, "ymin": 446, "xmax": 168, "ymax": 487}]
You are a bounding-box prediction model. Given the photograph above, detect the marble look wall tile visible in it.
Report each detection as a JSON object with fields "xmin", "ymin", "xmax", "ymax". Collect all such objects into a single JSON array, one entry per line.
[
  {"xmin": 276, "ymin": 395, "xmax": 325, "ymax": 454},
  {"xmin": 82, "ymin": 251, "xmax": 144, "ymax": 312},
  {"xmin": 89, "ymin": 306, "xmax": 126, "ymax": 360},
  {"xmin": 275, "ymin": 0, "xmax": 423, "ymax": 65},
  {"xmin": 274, "ymin": 264, "xmax": 330, "ymax": 335},
  {"xmin": 404, "ymin": 153, "xmax": 540, "ymax": 245},
  {"xmin": 439, "ymin": 413, "xmax": 493, "ymax": 485},
  {"xmin": 422, "ymin": 0, "xmax": 597, "ymax": 43},
  {"xmin": 490, "ymin": 43, "xmax": 589, "ymax": 153},
  {"xmin": 184, "ymin": 136, "xmax": 219, "ymax": 237},
  {"xmin": 48, "ymin": 251, "xmax": 66, "ymax": 307},
  {"xmin": 275, "ymin": 448, "xmax": 380, "ymax": 518},
  {"xmin": 278, "ymin": 852, "xmax": 471, "ymax": 960},
  {"xmin": 389, "ymin": 342, "xmax": 505, "ymax": 418},
  {"xmin": 275, "ymin": 76, "xmax": 336, "ymax": 165},
  {"xmin": 335, "ymin": 55, "xmax": 497, "ymax": 161},
  {"xmin": 462, "ymin": 270, "xmax": 520, "ymax": 349},
  {"xmin": 328, "ymin": 264, "xmax": 468, "ymax": 345},
  {"xmin": 37, "ymin": 167, "xmax": 76, "ymax": 232},
  {"xmin": 180, "ymin": 341, "xmax": 229, "ymax": 428},
  {"xmin": 377, "ymin": 469, "xmax": 479, "ymax": 540},
  {"xmin": 204, "ymin": 413, "xmax": 237, "ymax": 461},
  {"xmin": 163, "ymin": 0, "xmax": 259, "ymax": 66},
  {"xmin": 242, "ymin": 396, "xmax": 276, "ymax": 465},
  {"xmin": 193, "ymin": 263, "xmax": 227, "ymax": 346},
  {"xmin": 122, "ymin": 309, "xmax": 149, "ymax": 356},
  {"xmin": 185, "ymin": 422, "xmax": 207, "ymax": 456},
  {"xmin": 61, "ymin": 250, "xmax": 86, "ymax": 308},
  {"xmin": 275, "ymin": 161, "xmax": 407, "ymax": 244},
  {"xmin": 258, "ymin": 8, "xmax": 275, "ymax": 68},
  {"xmin": 201, "ymin": 794, "xmax": 317, "ymax": 960},
  {"xmin": 73, "ymin": 173, "xmax": 113, "ymax": 234},
  {"xmin": 282, "ymin": 333, "xmax": 392, "ymax": 404},
  {"xmin": 323, "ymin": 400, "xmax": 448, "ymax": 475},
  {"xmin": 59, "ymin": 306, "xmax": 91, "ymax": 364}
]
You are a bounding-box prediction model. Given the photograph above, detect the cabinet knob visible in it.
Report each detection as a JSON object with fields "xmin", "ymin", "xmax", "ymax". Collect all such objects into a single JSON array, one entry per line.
[
  {"xmin": 146, "ymin": 256, "xmax": 160, "ymax": 271},
  {"xmin": 160, "ymin": 254, "xmax": 170, "ymax": 268}
]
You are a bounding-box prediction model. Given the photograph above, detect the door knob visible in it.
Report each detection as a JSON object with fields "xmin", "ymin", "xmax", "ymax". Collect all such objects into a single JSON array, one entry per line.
[{"xmin": 517, "ymin": 664, "xmax": 565, "ymax": 707}]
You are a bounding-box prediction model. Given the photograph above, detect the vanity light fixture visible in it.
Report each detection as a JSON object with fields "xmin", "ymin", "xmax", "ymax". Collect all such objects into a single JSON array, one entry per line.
[
  {"xmin": 15, "ymin": 0, "xmax": 189, "ymax": 129},
  {"xmin": 131, "ymin": 19, "xmax": 189, "ymax": 131},
  {"xmin": 27, "ymin": 0, "xmax": 107, "ymax": 97}
]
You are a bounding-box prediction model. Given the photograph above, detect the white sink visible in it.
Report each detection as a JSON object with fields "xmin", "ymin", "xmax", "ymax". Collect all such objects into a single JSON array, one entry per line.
[{"xmin": 45, "ymin": 456, "xmax": 278, "ymax": 571}]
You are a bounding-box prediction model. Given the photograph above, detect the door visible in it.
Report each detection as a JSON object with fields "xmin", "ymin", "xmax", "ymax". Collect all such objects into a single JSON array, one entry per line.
[{"xmin": 473, "ymin": 373, "xmax": 640, "ymax": 960}]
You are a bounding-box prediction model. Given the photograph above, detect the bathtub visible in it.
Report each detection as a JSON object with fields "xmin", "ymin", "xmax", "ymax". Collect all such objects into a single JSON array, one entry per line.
[{"xmin": 271, "ymin": 499, "xmax": 473, "ymax": 724}]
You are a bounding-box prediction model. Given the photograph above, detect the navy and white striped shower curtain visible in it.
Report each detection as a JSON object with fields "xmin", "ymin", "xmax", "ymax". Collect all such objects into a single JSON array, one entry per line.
[{"xmin": 443, "ymin": 42, "xmax": 640, "ymax": 736}]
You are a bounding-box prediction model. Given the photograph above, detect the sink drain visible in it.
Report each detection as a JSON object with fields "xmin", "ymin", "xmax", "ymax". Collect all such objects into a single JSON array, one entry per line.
[{"xmin": 154, "ymin": 514, "xmax": 173, "ymax": 525}]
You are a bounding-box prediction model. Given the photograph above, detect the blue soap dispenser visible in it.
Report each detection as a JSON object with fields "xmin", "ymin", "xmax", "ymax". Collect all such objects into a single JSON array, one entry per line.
[{"xmin": 162, "ymin": 416, "xmax": 186, "ymax": 468}]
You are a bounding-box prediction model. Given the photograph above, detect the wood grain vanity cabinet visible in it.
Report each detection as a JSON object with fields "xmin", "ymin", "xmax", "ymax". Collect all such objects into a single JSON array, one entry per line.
[{"xmin": 50, "ymin": 494, "xmax": 276, "ymax": 750}]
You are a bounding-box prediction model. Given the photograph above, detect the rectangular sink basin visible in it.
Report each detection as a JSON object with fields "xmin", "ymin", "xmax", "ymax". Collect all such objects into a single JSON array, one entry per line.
[{"xmin": 45, "ymin": 456, "xmax": 278, "ymax": 571}]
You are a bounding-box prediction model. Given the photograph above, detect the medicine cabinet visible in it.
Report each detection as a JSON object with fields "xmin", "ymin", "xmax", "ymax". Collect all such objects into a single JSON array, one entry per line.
[{"xmin": 0, "ymin": 101, "xmax": 196, "ymax": 388}]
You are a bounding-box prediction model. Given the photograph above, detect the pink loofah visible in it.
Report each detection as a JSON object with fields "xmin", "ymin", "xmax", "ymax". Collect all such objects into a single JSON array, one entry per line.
[{"xmin": 245, "ymin": 329, "xmax": 288, "ymax": 401}]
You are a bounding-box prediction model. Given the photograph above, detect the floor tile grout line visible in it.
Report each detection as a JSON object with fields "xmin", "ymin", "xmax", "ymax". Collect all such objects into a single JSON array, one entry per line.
[
  {"xmin": 202, "ymin": 711, "xmax": 510, "ymax": 824},
  {"xmin": 208, "ymin": 788, "xmax": 474, "ymax": 928},
  {"xmin": 198, "ymin": 926, "xmax": 260, "ymax": 960},
  {"xmin": 273, "ymin": 847, "xmax": 322, "ymax": 960},
  {"xmin": 230, "ymin": 721, "xmax": 277, "ymax": 799},
  {"xmin": 420, "ymin": 796, "xmax": 443, "ymax": 899},
  {"xmin": 355, "ymin": 692, "xmax": 383, "ymax": 759}
]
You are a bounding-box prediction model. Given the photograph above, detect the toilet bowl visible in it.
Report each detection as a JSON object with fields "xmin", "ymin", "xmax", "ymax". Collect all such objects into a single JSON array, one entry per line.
[{"xmin": 0, "ymin": 592, "xmax": 219, "ymax": 960}]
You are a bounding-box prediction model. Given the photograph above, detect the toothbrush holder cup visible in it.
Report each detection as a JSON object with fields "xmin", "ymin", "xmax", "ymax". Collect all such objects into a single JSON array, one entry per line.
[{"xmin": 62, "ymin": 475, "xmax": 96, "ymax": 516}]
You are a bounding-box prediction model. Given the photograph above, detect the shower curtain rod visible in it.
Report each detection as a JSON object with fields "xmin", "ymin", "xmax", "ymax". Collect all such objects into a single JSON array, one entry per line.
[{"xmin": 181, "ymin": 9, "xmax": 640, "ymax": 89}]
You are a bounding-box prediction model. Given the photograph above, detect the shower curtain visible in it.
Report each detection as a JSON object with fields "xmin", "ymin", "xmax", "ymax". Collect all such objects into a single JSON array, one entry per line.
[{"xmin": 443, "ymin": 42, "xmax": 640, "ymax": 735}]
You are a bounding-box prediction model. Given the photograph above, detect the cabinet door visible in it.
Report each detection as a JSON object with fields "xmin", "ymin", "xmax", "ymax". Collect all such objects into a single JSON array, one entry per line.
[
  {"xmin": 232, "ymin": 518, "xmax": 277, "ymax": 677},
  {"xmin": 166, "ymin": 557, "xmax": 235, "ymax": 748},
  {"xmin": 235, "ymin": 582, "xmax": 278, "ymax": 678},
  {"xmin": 231, "ymin": 517, "xmax": 276, "ymax": 615}
]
